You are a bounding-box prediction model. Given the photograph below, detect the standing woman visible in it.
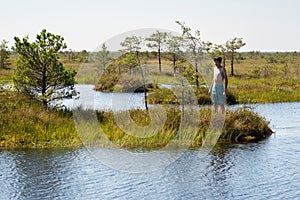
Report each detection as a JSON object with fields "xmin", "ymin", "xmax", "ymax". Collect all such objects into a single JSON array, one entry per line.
[{"xmin": 208, "ymin": 56, "xmax": 228, "ymax": 113}]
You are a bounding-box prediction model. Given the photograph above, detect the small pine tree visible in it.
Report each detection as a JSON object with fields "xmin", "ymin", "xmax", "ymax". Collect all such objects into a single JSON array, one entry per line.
[
  {"xmin": 13, "ymin": 29, "xmax": 77, "ymax": 107},
  {"xmin": 0, "ymin": 40, "xmax": 11, "ymax": 69}
]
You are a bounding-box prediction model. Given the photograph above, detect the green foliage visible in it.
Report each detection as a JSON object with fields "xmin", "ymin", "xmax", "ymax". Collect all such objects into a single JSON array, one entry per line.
[
  {"xmin": 226, "ymin": 90, "xmax": 238, "ymax": 104},
  {"xmin": 266, "ymin": 53, "xmax": 288, "ymax": 64},
  {"xmin": 120, "ymin": 36, "xmax": 142, "ymax": 53},
  {"xmin": 225, "ymin": 37, "xmax": 246, "ymax": 53},
  {"xmin": 147, "ymin": 88, "xmax": 179, "ymax": 104},
  {"xmin": 0, "ymin": 40, "xmax": 11, "ymax": 69},
  {"xmin": 122, "ymin": 53, "xmax": 139, "ymax": 74},
  {"xmin": 95, "ymin": 43, "xmax": 111, "ymax": 75},
  {"xmin": 13, "ymin": 29, "xmax": 77, "ymax": 107},
  {"xmin": 95, "ymin": 53, "xmax": 138, "ymax": 92},
  {"xmin": 146, "ymin": 31, "xmax": 168, "ymax": 50}
]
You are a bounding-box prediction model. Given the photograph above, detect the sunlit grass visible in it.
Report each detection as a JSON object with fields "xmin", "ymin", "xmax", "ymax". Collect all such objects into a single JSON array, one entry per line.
[
  {"xmin": 228, "ymin": 76, "xmax": 300, "ymax": 103},
  {"xmin": 0, "ymin": 90, "xmax": 81, "ymax": 148}
]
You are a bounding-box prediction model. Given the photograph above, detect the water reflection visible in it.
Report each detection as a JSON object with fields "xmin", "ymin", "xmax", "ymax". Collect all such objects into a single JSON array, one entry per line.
[{"xmin": 209, "ymin": 146, "xmax": 234, "ymax": 182}]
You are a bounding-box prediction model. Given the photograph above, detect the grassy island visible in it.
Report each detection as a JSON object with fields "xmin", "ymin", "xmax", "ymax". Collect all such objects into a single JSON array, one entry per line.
[{"xmin": 0, "ymin": 89, "xmax": 273, "ymax": 149}]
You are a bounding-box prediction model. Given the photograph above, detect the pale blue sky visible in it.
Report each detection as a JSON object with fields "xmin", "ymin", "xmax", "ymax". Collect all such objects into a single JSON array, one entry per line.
[{"xmin": 1, "ymin": 0, "xmax": 299, "ymax": 51}]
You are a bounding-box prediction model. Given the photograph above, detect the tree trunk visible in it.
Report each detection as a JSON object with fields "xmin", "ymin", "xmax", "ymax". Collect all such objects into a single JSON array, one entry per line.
[
  {"xmin": 230, "ymin": 51, "xmax": 234, "ymax": 76},
  {"xmin": 173, "ymin": 53, "xmax": 176, "ymax": 74},
  {"xmin": 193, "ymin": 48, "xmax": 199, "ymax": 87},
  {"xmin": 181, "ymin": 80, "xmax": 184, "ymax": 119},
  {"xmin": 158, "ymin": 43, "xmax": 161, "ymax": 73},
  {"xmin": 195, "ymin": 62, "xmax": 199, "ymax": 87},
  {"xmin": 42, "ymin": 66, "xmax": 47, "ymax": 107},
  {"xmin": 0, "ymin": 57, "xmax": 3, "ymax": 68},
  {"xmin": 136, "ymin": 51, "xmax": 148, "ymax": 110}
]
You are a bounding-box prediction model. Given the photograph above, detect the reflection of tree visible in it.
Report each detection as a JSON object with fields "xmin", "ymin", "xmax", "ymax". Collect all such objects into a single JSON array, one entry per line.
[{"xmin": 205, "ymin": 146, "xmax": 236, "ymax": 199}]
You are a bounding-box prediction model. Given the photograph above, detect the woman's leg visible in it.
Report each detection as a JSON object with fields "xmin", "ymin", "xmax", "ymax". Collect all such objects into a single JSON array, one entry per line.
[
  {"xmin": 214, "ymin": 104, "xmax": 218, "ymax": 112},
  {"xmin": 220, "ymin": 104, "xmax": 225, "ymax": 114}
]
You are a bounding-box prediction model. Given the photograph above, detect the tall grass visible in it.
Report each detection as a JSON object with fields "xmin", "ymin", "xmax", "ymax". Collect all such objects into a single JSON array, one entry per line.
[
  {"xmin": 229, "ymin": 76, "xmax": 300, "ymax": 103},
  {"xmin": 0, "ymin": 89, "xmax": 81, "ymax": 148}
]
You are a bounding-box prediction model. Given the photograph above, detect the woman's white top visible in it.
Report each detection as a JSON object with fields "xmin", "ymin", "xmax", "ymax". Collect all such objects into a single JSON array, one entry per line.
[{"xmin": 213, "ymin": 66, "xmax": 225, "ymax": 86}]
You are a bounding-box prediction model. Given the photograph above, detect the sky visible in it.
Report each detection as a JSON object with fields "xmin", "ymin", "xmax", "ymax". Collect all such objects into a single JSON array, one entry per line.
[{"xmin": 1, "ymin": 0, "xmax": 300, "ymax": 52}]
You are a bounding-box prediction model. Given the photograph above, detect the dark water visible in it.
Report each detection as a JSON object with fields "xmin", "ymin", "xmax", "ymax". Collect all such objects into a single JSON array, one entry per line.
[{"xmin": 1, "ymin": 102, "xmax": 299, "ymax": 200}]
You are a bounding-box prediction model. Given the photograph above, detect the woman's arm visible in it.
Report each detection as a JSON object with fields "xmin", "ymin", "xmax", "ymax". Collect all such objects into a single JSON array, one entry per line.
[{"xmin": 208, "ymin": 80, "xmax": 213, "ymax": 96}]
